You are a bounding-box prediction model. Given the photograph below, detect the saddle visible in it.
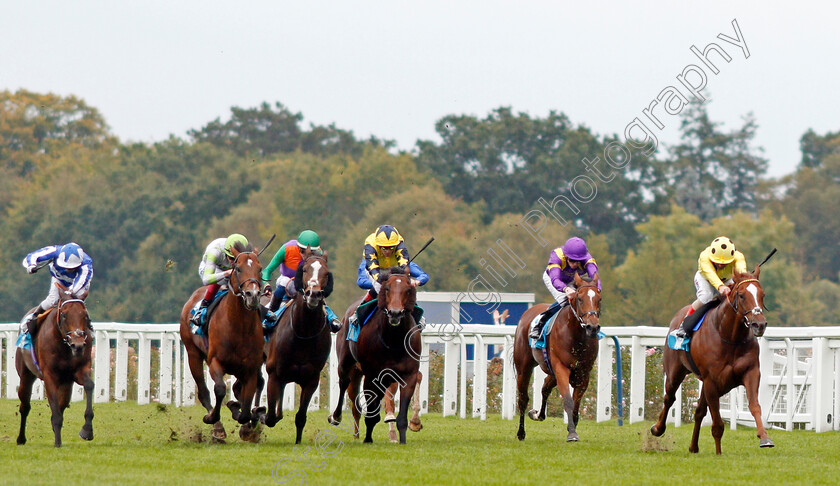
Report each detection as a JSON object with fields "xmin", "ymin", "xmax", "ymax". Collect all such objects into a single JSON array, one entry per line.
[
  {"xmin": 667, "ymin": 299, "xmax": 720, "ymax": 351},
  {"xmin": 189, "ymin": 289, "xmax": 229, "ymax": 336}
]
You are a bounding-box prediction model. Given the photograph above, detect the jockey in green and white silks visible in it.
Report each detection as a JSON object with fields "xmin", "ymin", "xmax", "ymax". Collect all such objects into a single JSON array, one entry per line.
[
  {"xmin": 260, "ymin": 230, "xmax": 342, "ymax": 332},
  {"xmin": 190, "ymin": 234, "xmax": 249, "ymax": 326},
  {"xmin": 18, "ymin": 243, "xmax": 93, "ymax": 348}
]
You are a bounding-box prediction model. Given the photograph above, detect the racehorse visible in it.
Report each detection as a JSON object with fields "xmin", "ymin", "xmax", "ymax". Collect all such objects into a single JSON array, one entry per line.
[
  {"xmin": 513, "ymin": 273, "xmax": 601, "ymax": 442},
  {"xmin": 651, "ymin": 267, "xmax": 773, "ymax": 454},
  {"xmin": 384, "ymin": 371, "xmax": 423, "ymax": 443},
  {"xmin": 16, "ymin": 284, "xmax": 94, "ymax": 447},
  {"xmin": 180, "ymin": 243, "xmax": 264, "ymax": 441},
  {"xmin": 328, "ymin": 267, "xmax": 421, "ymax": 444},
  {"xmin": 262, "ymin": 253, "xmax": 333, "ymax": 444}
]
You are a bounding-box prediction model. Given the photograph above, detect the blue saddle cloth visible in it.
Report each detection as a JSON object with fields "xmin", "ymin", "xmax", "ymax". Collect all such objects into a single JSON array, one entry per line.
[
  {"xmin": 189, "ymin": 289, "xmax": 229, "ymax": 336},
  {"xmin": 261, "ymin": 301, "xmax": 290, "ymax": 341},
  {"xmin": 347, "ymin": 304, "xmax": 378, "ymax": 343},
  {"xmin": 667, "ymin": 312, "xmax": 708, "ymax": 351}
]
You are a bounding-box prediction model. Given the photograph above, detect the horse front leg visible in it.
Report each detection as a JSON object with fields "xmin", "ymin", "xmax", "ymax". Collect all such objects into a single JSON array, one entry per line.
[
  {"xmin": 327, "ymin": 358, "xmax": 353, "ymax": 428},
  {"xmin": 396, "ymin": 373, "xmax": 419, "ymax": 445},
  {"xmin": 16, "ymin": 352, "xmax": 36, "ymax": 446},
  {"xmin": 408, "ymin": 372, "xmax": 423, "ymax": 432},
  {"xmin": 252, "ymin": 372, "xmax": 266, "ymax": 419},
  {"xmin": 651, "ymin": 352, "xmax": 689, "ymax": 437},
  {"xmin": 384, "ymin": 382, "xmax": 398, "ymax": 443},
  {"xmin": 553, "ymin": 365, "xmax": 578, "ymax": 442},
  {"xmin": 295, "ymin": 377, "xmax": 320, "ymax": 445},
  {"xmin": 76, "ymin": 367, "xmax": 95, "ymax": 441},
  {"xmin": 263, "ymin": 374, "xmax": 283, "ymax": 427},
  {"xmin": 743, "ymin": 367, "xmax": 774, "ymax": 448},
  {"xmin": 362, "ymin": 382, "xmax": 384, "ymax": 444},
  {"xmin": 186, "ymin": 349, "xmax": 213, "ymax": 412},
  {"xmin": 48, "ymin": 379, "xmax": 72, "ymax": 448},
  {"xmin": 234, "ymin": 373, "xmax": 257, "ymax": 425},
  {"xmin": 571, "ymin": 376, "xmax": 591, "ymax": 427},
  {"xmin": 689, "ymin": 391, "xmax": 708, "ymax": 453},
  {"xmin": 516, "ymin": 363, "xmax": 534, "ymax": 441},
  {"xmin": 534, "ymin": 374, "xmax": 557, "ymax": 422},
  {"xmin": 203, "ymin": 361, "xmax": 226, "ymax": 425},
  {"xmin": 704, "ymin": 383, "xmax": 726, "ymax": 455}
]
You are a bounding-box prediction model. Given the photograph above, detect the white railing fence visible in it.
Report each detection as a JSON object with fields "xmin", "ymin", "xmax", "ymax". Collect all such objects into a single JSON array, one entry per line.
[{"xmin": 1, "ymin": 323, "xmax": 838, "ymax": 432}]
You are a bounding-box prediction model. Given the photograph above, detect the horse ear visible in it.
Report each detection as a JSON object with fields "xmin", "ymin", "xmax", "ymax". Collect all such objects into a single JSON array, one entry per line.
[
  {"xmin": 574, "ymin": 272, "xmax": 584, "ymax": 287},
  {"xmin": 592, "ymin": 272, "xmax": 600, "ymax": 287},
  {"xmin": 294, "ymin": 261, "xmax": 305, "ymax": 292},
  {"xmin": 324, "ymin": 272, "xmax": 334, "ymax": 298},
  {"xmin": 322, "ymin": 250, "xmax": 329, "ymax": 262},
  {"xmin": 753, "ymin": 264, "xmax": 761, "ymax": 279}
]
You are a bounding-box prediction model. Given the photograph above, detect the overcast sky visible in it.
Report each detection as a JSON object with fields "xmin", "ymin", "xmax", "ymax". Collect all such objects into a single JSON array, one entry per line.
[{"xmin": 2, "ymin": 1, "xmax": 835, "ymax": 177}]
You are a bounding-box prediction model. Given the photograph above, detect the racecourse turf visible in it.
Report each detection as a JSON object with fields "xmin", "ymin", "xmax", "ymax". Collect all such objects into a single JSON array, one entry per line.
[{"xmin": 1, "ymin": 399, "xmax": 838, "ymax": 485}]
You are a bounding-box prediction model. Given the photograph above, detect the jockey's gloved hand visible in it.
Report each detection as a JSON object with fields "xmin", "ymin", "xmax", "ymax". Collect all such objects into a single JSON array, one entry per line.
[
  {"xmin": 27, "ymin": 266, "xmax": 37, "ymax": 274},
  {"xmin": 261, "ymin": 283, "xmax": 272, "ymax": 297}
]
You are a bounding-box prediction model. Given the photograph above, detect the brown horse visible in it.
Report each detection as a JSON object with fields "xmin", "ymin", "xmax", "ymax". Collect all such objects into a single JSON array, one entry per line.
[
  {"xmin": 651, "ymin": 267, "xmax": 773, "ymax": 454},
  {"xmin": 180, "ymin": 243, "xmax": 264, "ymax": 441},
  {"xmin": 17, "ymin": 285, "xmax": 94, "ymax": 447},
  {"xmin": 328, "ymin": 267, "xmax": 421, "ymax": 444},
  {"xmin": 384, "ymin": 371, "xmax": 423, "ymax": 443},
  {"xmin": 262, "ymin": 253, "xmax": 333, "ymax": 444},
  {"xmin": 514, "ymin": 273, "xmax": 601, "ymax": 442}
]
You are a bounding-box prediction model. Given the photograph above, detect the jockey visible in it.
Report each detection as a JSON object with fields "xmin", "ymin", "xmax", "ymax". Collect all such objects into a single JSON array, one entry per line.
[
  {"xmin": 530, "ymin": 237, "xmax": 600, "ymax": 340},
  {"xmin": 260, "ymin": 230, "xmax": 342, "ymax": 332},
  {"xmin": 348, "ymin": 224, "xmax": 413, "ymax": 326},
  {"xmin": 18, "ymin": 242, "xmax": 93, "ymax": 347},
  {"xmin": 672, "ymin": 236, "xmax": 747, "ymax": 339},
  {"xmin": 189, "ymin": 233, "xmax": 249, "ymax": 326},
  {"xmin": 355, "ymin": 259, "xmax": 429, "ymax": 328}
]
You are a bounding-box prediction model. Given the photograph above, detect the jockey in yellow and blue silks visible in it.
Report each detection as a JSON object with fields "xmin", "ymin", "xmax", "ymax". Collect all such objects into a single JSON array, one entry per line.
[
  {"xmin": 260, "ymin": 230, "xmax": 341, "ymax": 332},
  {"xmin": 349, "ymin": 225, "xmax": 423, "ymax": 327},
  {"xmin": 18, "ymin": 242, "xmax": 93, "ymax": 349},
  {"xmin": 189, "ymin": 233, "xmax": 249, "ymax": 326},
  {"xmin": 530, "ymin": 237, "xmax": 600, "ymax": 340},
  {"xmin": 672, "ymin": 236, "xmax": 747, "ymax": 339}
]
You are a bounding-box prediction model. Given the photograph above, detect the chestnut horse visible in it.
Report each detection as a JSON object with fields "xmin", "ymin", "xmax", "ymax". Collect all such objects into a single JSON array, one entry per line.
[
  {"xmin": 17, "ymin": 285, "xmax": 94, "ymax": 447},
  {"xmin": 514, "ymin": 273, "xmax": 601, "ymax": 442},
  {"xmin": 180, "ymin": 243, "xmax": 264, "ymax": 441},
  {"xmin": 328, "ymin": 267, "xmax": 421, "ymax": 444},
  {"xmin": 262, "ymin": 253, "xmax": 333, "ymax": 444},
  {"xmin": 651, "ymin": 267, "xmax": 773, "ymax": 454}
]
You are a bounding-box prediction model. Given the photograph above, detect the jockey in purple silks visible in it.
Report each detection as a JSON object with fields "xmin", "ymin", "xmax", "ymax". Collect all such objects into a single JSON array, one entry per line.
[{"xmin": 530, "ymin": 237, "xmax": 601, "ymax": 340}]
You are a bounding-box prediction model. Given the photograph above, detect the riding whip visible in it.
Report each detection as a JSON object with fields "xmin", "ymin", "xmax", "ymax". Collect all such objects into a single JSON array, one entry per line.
[
  {"xmin": 257, "ymin": 234, "xmax": 276, "ymax": 257},
  {"xmin": 758, "ymin": 248, "xmax": 777, "ymax": 267},
  {"xmin": 409, "ymin": 237, "xmax": 435, "ymax": 263}
]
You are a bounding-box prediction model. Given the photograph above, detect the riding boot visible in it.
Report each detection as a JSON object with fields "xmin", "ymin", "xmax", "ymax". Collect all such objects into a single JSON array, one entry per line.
[
  {"xmin": 190, "ymin": 298, "xmax": 210, "ymax": 326},
  {"xmin": 412, "ymin": 307, "xmax": 426, "ymax": 331},
  {"xmin": 350, "ymin": 289, "xmax": 378, "ymax": 327},
  {"xmin": 17, "ymin": 306, "xmax": 43, "ymax": 349},
  {"xmin": 324, "ymin": 304, "xmax": 342, "ymax": 333},
  {"xmin": 268, "ymin": 286, "xmax": 286, "ymax": 312},
  {"xmin": 530, "ymin": 302, "xmax": 562, "ymax": 340},
  {"xmin": 673, "ymin": 299, "xmax": 719, "ymax": 338}
]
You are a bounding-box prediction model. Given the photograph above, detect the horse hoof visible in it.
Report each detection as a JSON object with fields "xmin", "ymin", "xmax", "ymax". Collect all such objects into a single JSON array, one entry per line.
[
  {"xmin": 239, "ymin": 423, "xmax": 262, "ymax": 443},
  {"xmin": 517, "ymin": 430, "xmax": 526, "ymax": 441},
  {"xmin": 16, "ymin": 437, "xmax": 26, "ymax": 446},
  {"xmin": 328, "ymin": 414, "xmax": 341, "ymax": 426},
  {"xmin": 759, "ymin": 438, "xmax": 775, "ymax": 448},
  {"xmin": 688, "ymin": 446, "xmax": 699, "ymax": 454},
  {"xmin": 252, "ymin": 406, "xmax": 266, "ymax": 417},
  {"xmin": 388, "ymin": 430, "xmax": 398, "ymax": 443},
  {"xmin": 212, "ymin": 422, "xmax": 227, "ymax": 441},
  {"xmin": 203, "ymin": 414, "xmax": 218, "ymax": 425},
  {"xmin": 527, "ymin": 409, "xmax": 543, "ymax": 421},
  {"xmin": 384, "ymin": 412, "xmax": 396, "ymax": 423},
  {"xmin": 566, "ymin": 432, "xmax": 580, "ymax": 442},
  {"xmin": 363, "ymin": 437, "xmax": 373, "ymax": 444},
  {"xmin": 408, "ymin": 420, "xmax": 423, "ymax": 432},
  {"xmin": 79, "ymin": 428, "xmax": 94, "ymax": 441},
  {"xmin": 650, "ymin": 424, "xmax": 664, "ymax": 437}
]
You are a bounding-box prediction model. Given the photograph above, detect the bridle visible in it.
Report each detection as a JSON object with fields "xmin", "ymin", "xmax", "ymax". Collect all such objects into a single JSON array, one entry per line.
[
  {"xmin": 57, "ymin": 299, "xmax": 90, "ymax": 348},
  {"xmin": 569, "ymin": 283, "xmax": 601, "ymax": 327},
  {"xmin": 726, "ymin": 278, "xmax": 764, "ymax": 328},
  {"xmin": 229, "ymin": 251, "xmax": 261, "ymax": 298},
  {"xmin": 301, "ymin": 255, "xmax": 329, "ymax": 304}
]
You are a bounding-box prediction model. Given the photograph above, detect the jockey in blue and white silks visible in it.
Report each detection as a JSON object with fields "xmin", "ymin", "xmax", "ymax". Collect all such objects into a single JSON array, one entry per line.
[{"xmin": 18, "ymin": 243, "xmax": 93, "ymax": 347}]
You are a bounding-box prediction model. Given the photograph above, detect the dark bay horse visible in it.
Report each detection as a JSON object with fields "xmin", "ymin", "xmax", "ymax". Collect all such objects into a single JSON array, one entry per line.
[
  {"xmin": 180, "ymin": 244, "xmax": 264, "ymax": 441},
  {"xmin": 262, "ymin": 253, "xmax": 333, "ymax": 444},
  {"xmin": 651, "ymin": 267, "xmax": 773, "ymax": 454},
  {"xmin": 329, "ymin": 268, "xmax": 421, "ymax": 444},
  {"xmin": 514, "ymin": 273, "xmax": 601, "ymax": 442},
  {"xmin": 17, "ymin": 285, "xmax": 94, "ymax": 447}
]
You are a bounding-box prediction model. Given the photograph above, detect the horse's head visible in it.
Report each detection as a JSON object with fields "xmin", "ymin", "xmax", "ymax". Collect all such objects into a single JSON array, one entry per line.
[
  {"xmin": 294, "ymin": 252, "xmax": 333, "ymax": 310},
  {"xmin": 571, "ymin": 273, "xmax": 601, "ymax": 338},
  {"xmin": 229, "ymin": 244, "xmax": 263, "ymax": 311},
  {"xmin": 378, "ymin": 267, "xmax": 415, "ymax": 327},
  {"xmin": 56, "ymin": 286, "xmax": 91, "ymax": 357},
  {"xmin": 729, "ymin": 266, "xmax": 767, "ymax": 337}
]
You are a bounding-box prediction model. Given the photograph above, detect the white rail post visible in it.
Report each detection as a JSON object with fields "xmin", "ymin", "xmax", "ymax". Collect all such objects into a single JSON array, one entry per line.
[
  {"xmin": 94, "ymin": 330, "xmax": 110, "ymax": 403},
  {"xmin": 114, "ymin": 331, "xmax": 128, "ymax": 402},
  {"xmin": 174, "ymin": 340, "xmax": 182, "ymax": 406},
  {"xmin": 459, "ymin": 336, "xmax": 468, "ymax": 419},
  {"xmin": 629, "ymin": 336, "xmax": 646, "ymax": 424},
  {"xmin": 472, "ymin": 334, "xmax": 487, "ymax": 419},
  {"xmin": 758, "ymin": 337, "xmax": 773, "ymax": 421},
  {"xmin": 785, "ymin": 339, "xmax": 795, "ymax": 431},
  {"xmin": 182, "ymin": 343, "xmax": 196, "ymax": 405},
  {"xmin": 329, "ymin": 334, "xmax": 339, "ymax": 413},
  {"xmin": 6, "ymin": 332, "xmax": 20, "ymax": 398},
  {"xmin": 812, "ymin": 337, "xmax": 834, "ymax": 432},
  {"xmin": 283, "ymin": 382, "xmax": 295, "ymax": 411},
  {"xmin": 419, "ymin": 341, "xmax": 430, "ymax": 414},
  {"xmin": 596, "ymin": 338, "xmax": 613, "ymax": 422},
  {"xmin": 835, "ymin": 348, "xmax": 840, "ymax": 432},
  {"xmin": 502, "ymin": 336, "xmax": 516, "ymax": 420},
  {"xmin": 442, "ymin": 339, "xmax": 459, "ymax": 417},
  {"xmin": 666, "ymin": 377, "xmax": 682, "ymax": 427},
  {"xmin": 137, "ymin": 334, "xmax": 151, "ymax": 404},
  {"xmin": 159, "ymin": 333, "xmax": 173, "ymax": 404}
]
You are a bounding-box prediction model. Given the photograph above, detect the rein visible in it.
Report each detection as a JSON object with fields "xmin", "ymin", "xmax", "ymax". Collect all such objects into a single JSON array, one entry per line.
[
  {"xmin": 229, "ymin": 252, "xmax": 261, "ymax": 299},
  {"xmin": 569, "ymin": 283, "xmax": 600, "ymax": 328},
  {"xmin": 287, "ymin": 300, "xmax": 327, "ymax": 340},
  {"xmin": 57, "ymin": 299, "xmax": 89, "ymax": 348},
  {"xmin": 718, "ymin": 278, "xmax": 763, "ymax": 345}
]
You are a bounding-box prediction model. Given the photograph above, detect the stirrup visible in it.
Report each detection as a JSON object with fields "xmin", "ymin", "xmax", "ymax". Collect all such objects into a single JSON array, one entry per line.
[{"xmin": 671, "ymin": 327, "xmax": 687, "ymax": 339}]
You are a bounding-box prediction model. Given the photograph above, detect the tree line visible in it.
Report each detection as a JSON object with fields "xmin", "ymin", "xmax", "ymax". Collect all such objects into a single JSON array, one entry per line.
[{"xmin": 0, "ymin": 89, "xmax": 837, "ymax": 326}]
